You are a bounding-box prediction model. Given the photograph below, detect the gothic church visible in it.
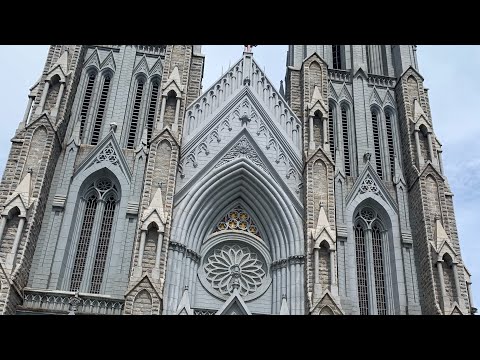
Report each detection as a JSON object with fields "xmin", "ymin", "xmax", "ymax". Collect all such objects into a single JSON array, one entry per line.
[{"xmin": 0, "ymin": 45, "xmax": 474, "ymax": 315}]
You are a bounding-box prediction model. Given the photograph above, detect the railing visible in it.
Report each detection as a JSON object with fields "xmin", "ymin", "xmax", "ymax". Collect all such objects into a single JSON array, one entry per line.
[
  {"xmin": 22, "ymin": 289, "xmax": 124, "ymax": 315},
  {"xmin": 328, "ymin": 69, "xmax": 351, "ymax": 83},
  {"xmin": 183, "ymin": 56, "xmax": 303, "ymax": 152},
  {"xmin": 367, "ymin": 73, "xmax": 396, "ymax": 88},
  {"xmin": 193, "ymin": 308, "xmax": 217, "ymax": 315},
  {"xmin": 135, "ymin": 45, "xmax": 166, "ymax": 57}
]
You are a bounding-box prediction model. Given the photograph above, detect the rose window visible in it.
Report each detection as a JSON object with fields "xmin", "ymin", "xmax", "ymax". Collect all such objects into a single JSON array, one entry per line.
[{"xmin": 204, "ymin": 244, "xmax": 266, "ymax": 297}]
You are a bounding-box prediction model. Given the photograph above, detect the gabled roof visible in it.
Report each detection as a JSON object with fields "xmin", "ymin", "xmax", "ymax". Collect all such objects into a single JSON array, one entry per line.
[{"xmin": 216, "ymin": 288, "xmax": 252, "ymax": 315}]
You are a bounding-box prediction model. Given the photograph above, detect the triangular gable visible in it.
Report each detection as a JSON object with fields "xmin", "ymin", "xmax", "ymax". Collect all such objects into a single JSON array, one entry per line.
[
  {"xmin": 162, "ymin": 66, "xmax": 183, "ymax": 94},
  {"xmin": 142, "ymin": 187, "xmax": 166, "ymax": 229},
  {"xmin": 308, "ymin": 85, "xmax": 328, "ymax": 116},
  {"xmin": 369, "ymin": 87, "xmax": 383, "ymax": 106},
  {"xmin": 133, "ymin": 55, "xmax": 149, "ymax": 76},
  {"xmin": 338, "ymin": 83, "xmax": 353, "ymax": 104},
  {"xmin": 400, "ymin": 65, "xmax": 425, "ymax": 82},
  {"xmin": 176, "ymin": 286, "xmax": 193, "ymax": 315},
  {"xmin": 73, "ymin": 131, "xmax": 132, "ymax": 182},
  {"xmin": 100, "ymin": 50, "xmax": 116, "ymax": 72},
  {"xmin": 301, "ymin": 51, "xmax": 328, "ymax": 68},
  {"xmin": 310, "ymin": 290, "xmax": 344, "ymax": 315},
  {"xmin": 383, "ymin": 89, "xmax": 396, "ymax": 108},
  {"xmin": 25, "ymin": 113, "xmax": 57, "ymax": 137},
  {"xmin": 417, "ymin": 162, "xmax": 446, "ymax": 183},
  {"xmin": 215, "ymin": 288, "xmax": 252, "ymax": 315},
  {"xmin": 149, "ymin": 57, "xmax": 163, "ymax": 77},
  {"xmin": 435, "ymin": 218, "xmax": 451, "ymax": 250},
  {"xmin": 125, "ymin": 273, "xmax": 162, "ymax": 299},
  {"xmin": 437, "ymin": 240, "xmax": 457, "ymax": 260},
  {"xmin": 2, "ymin": 172, "xmax": 32, "ymax": 214},
  {"xmin": 328, "ymin": 81, "xmax": 339, "ymax": 102},
  {"xmin": 450, "ymin": 304, "xmax": 463, "ymax": 315},
  {"xmin": 353, "ymin": 67, "xmax": 368, "ymax": 80},
  {"xmin": 312, "ymin": 205, "xmax": 335, "ymax": 242},
  {"xmin": 305, "ymin": 144, "xmax": 335, "ymax": 167},
  {"xmin": 150, "ymin": 127, "xmax": 179, "ymax": 148},
  {"xmin": 346, "ymin": 163, "xmax": 398, "ymax": 212},
  {"xmin": 279, "ymin": 295, "xmax": 290, "ymax": 315},
  {"xmin": 83, "ymin": 48, "xmax": 101, "ymax": 69},
  {"xmin": 47, "ymin": 50, "xmax": 69, "ymax": 80},
  {"xmin": 413, "ymin": 98, "xmax": 428, "ymax": 123}
]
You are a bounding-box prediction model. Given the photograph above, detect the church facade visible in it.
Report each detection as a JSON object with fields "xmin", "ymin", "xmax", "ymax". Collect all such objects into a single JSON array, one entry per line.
[{"xmin": 0, "ymin": 45, "xmax": 474, "ymax": 315}]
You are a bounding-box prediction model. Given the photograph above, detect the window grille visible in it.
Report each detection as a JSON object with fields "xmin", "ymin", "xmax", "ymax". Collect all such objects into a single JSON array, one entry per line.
[
  {"xmin": 372, "ymin": 111, "xmax": 383, "ymax": 179},
  {"xmin": 90, "ymin": 194, "xmax": 116, "ymax": 294},
  {"xmin": 214, "ymin": 205, "xmax": 260, "ymax": 238},
  {"xmin": 341, "ymin": 107, "xmax": 351, "ymax": 176},
  {"xmin": 127, "ymin": 80, "xmax": 145, "ymax": 149},
  {"xmin": 70, "ymin": 194, "xmax": 98, "ymax": 292},
  {"xmin": 146, "ymin": 81, "xmax": 159, "ymax": 143},
  {"xmin": 355, "ymin": 224, "xmax": 369, "ymax": 315},
  {"xmin": 79, "ymin": 73, "xmax": 96, "ymax": 142},
  {"xmin": 372, "ymin": 223, "xmax": 387, "ymax": 315},
  {"xmin": 385, "ymin": 113, "xmax": 395, "ymax": 178},
  {"xmin": 91, "ymin": 75, "xmax": 111, "ymax": 145},
  {"xmin": 328, "ymin": 105, "xmax": 335, "ymax": 158},
  {"xmin": 332, "ymin": 45, "xmax": 342, "ymax": 69}
]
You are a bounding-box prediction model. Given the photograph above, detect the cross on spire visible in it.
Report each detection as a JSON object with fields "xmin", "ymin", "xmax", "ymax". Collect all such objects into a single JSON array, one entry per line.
[{"xmin": 244, "ymin": 45, "xmax": 257, "ymax": 53}]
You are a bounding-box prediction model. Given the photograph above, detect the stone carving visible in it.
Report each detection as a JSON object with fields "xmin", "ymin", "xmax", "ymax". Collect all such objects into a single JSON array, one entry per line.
[
  {"xmin": 215, "ymin": 205, "xmax": 261, "ymax": 237},
  {"xmin": 94, "ymin": 143, "xmax": 118, "ymax": 166},
  {"xmin": 204, "ymin": 244, "xmax": 266, "ymax": 297},
  {"xmin": 359, "ymin": 174, "xmax": 380, "ymax": 195}
]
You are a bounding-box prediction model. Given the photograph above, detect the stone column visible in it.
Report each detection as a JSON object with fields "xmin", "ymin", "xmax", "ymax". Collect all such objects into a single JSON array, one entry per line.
[
  {"xmin": 438, "ymin": 149, "xmax": 444, "ymax": 174},
  {"xmin": 466, "ymin": 280, "xmax": 475, "ymax": 313},
  {"xmin": 414, "ymin": 129, "xmax": 422, "ymax": 167},
  {"xmin": 314, "ymin": 248, "xmax": 320, "ymax": 284},
  {"xmin": 133, "ymin": 230, "xmax": 147, "ymax": 279},
  {"xmin": 437, "ymin": 260, "xmax": 448, "ymax": 312},
  {"xmin": 365, "ymin": 228, "xmax": 378, "ymax": 314},
  {"xmin": 452, "ymin": 262, "xmax": 462, "ymax": 306},
  {"xmin": 323, "ymin": 117, "xmax": 328, "ymax": 150},
  {"xmin": 172, "ymin": 97, "xmax": 181, "ymax": 133},
  {"xmin": 330, "ymin": 249, "xmax": 338, "ymax": 295},
  {"xmin": 309, "ymin": 115, "xmax": 315, "ymax": 151},
  {"xmin": 5, "ymin": 217, "xmax": 26, "ymax": 270},
  {"xmin": 427, "ymin": 131, "xmax": 435, "ymax": 163},
  {"xmin": 152, "ymin": 231, "xmax": 164, "ymax": 281},
  {"xmin": 51, "ymin": 82, "xmax": 65, "ymax": 118},
  {"xmin": 22, "ymin": 95, "xmax": 35, "ymax": 126},
  {"xmin": 158, "ymin": 95, "xmax": 167, "ymax": 130},
  {"xmin": 0, "ymin": 216, "xmax": 7, "ymax": 247},
  {"xmin": 35, "ymin": 80, "xmax": 50, "ymax": 114}
]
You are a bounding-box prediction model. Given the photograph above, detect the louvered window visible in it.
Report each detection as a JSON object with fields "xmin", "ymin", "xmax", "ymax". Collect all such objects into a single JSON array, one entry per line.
[
  {"xmin": 79, "ymin": 73, "xmax": 96, "ymax": 142},
  {"xmin": 127, "ymin": 80, "xmax": 145, "ymax": 149},
  {"xmin": 342, "ymin": 107, "xmax": 351, "ymax": 176},
  {"xmin": 91, "ymin": 75, "xmax": 111, "ymax": 145},
  {"xmin": 332, "ymin": 45, "xmax": 342, "ymax": 69},
  {"xmin": 372, "ymin": 111, "xmax": 383, "ymax": 179},
  {"xmin": 328, "ymin": 105, "xmax": 335, "ymax": 158},
  {"xmin": 146, "ymin": 81, "xmax": 159, "ymax": 143},
  {"xmin": 385, "ymin": 112, "xmax": 395, "ymax": 178}
]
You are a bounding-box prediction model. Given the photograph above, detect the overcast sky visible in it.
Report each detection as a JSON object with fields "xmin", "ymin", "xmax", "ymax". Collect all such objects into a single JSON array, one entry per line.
[{"xmin": 0, "ymin": 45, "xmax": 477, "ymax": 309}]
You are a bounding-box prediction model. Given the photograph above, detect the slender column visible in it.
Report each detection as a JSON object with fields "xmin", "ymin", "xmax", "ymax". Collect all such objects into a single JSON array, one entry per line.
[
  {"xmin": 414, "ymin": 129, "xmax": 422, "ymax": 166},
  {"xmin": 0, "ymin": 216, "xmax": 7, "ymax": 247},
  {"xmin": 138, "ymin": 230, "xmax": 147, "ymax": 267},
  {"xmin": 452, "ymin": 263, "xmax": 462, "ymax": 306},
  {"xmin": 22, "ymin": 96, "xmax": 35, "ymax": 126},
  {"xmin": 35, "ymin": 80, "xmax": 50, "ymax": 114},
  {"xmin": 330, "ymin": 249, "xmax": 338, "ymax": 294},
  {"xmin": 172, "ymin": 97, "xmax": 181, "ymax": 133},
  {"xmin": 314, "ymin": 248, "xmax": 320, "ymax": 284},
  {"xmin": 309, "ymin": 115, "xmax": 315, "ymax": 150},
  {"xmin": 427, "ymin": 132, "xmax": 435, "ymax": 163},
  {"xmin": 51, "ymin": 82, "xmax": 65, "ymax": 118},
  {"xmin": 365, "ymin": 229, "xmax": 378, "ymax": 314},
  {"xmin": 5, "ymin": 217, "xmax": 26, "ymax": 270},
  {"xmin": 438, "ymin": 150, "xmax": 444, "ymax": 174},
  {"xmin": 155, "ymin": 231, "xmax": 164, "ymax": 269},
  {"xmin": 158, "ymin": 95, "xmax": 167, "ymax": 130},
  {"xmin": 323, "ymin": 117, "xmax": 328, "ymax": 150},
  {"xmin": 437, "ymin": 260, "xmax": 447, "ymax": 312},
  {"xmin": 466, "ymin": 280, "xmax": 474, "ymax": 313}
]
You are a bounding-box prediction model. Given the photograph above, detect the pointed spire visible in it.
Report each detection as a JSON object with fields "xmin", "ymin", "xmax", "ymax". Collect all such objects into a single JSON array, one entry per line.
[
  {"xmin": 176, "ymin": 286, "xmax": 193, "ymax": 315},
  {"xmin": 435, "ymin": 217, "xmax": 451, "ymax": 249},
  {"xmin": 309, "ymin": 85, "xmax": 328, "ymax": 116},
  {"xmin": 162, "ymin": 66, "xmax": 183, "ymax": 93},
  {"xmin": 313, "ymin": 204, "xmax": 334, "ymax": 240},
  {"xmin": 169, "ymin": 66, "xmax": 181, "ymax": 86},
  {"xmin": 50, "ymin": 49, "xmax": 69, "ymax": 74},
  {"xmin": 279, "ymin": 80, "xmax": 285, "ymax": 98},
  {"xmin": 148, "ymin": 186, "xmax": 166, "ymax": 223},
  {"xmin": 280, "ymin": 294, "xmax": 290, "ymax": 315},
  {"xmin": 413, "ymin": 98, "xmax": 427, "ymax": 122}
]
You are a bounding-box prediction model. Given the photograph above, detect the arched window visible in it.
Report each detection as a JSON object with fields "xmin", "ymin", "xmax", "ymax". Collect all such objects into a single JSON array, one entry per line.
[
  {"xmin": 385, "ymin": 111, "xmax": 395, "ymax": 179},
  {"xmin": 354, "ymin": 207, "xmax": 389, "ymax": 315},
  {"xmin": 127, "ymin": 78, "xmax": 145, "ymax": 149},
  {"xmin": 79, "ymin": 72, "xmax": 97, "ymax": 142},
  {"xmin": 146, "ymin": 79, "xmax": 160, "ymax": 143},
  {"xmin": 91, "ymin": 74, "xmax": 112, "ymax": 145},
  {"xmin": 328, "ymin": 104, "xmax": 335, "ymax": 158},
  {"xmin": 366, "ymin": 45, "xmax": 387, "ymax": 76},
  {"xmin": 371, "ymin": 109, "xmax": 383, "ymax": 179},
  {"xmin": 419, "ymin": 124, "xmax": 431, "ymax": 162},
  {"xmin": 69, "ymin": 178, "xmax": 118, "ymax": 294},
  {"xmin": 442, "ymin": 253, "xmax": 457, "ymax": 307},
  {"xmin": 332, "ymin": 45, "xmax": 342, "ymax": 70},
  {"xmin": 341, "ymin": 106, "xmax": 351, "ymax": 176},
  {"xmin": 313, "ymin": 110, "xmax": 323, "ymax": 147}
]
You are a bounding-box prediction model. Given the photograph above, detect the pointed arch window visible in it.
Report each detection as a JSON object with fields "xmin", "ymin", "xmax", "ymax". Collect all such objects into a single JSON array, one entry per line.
[
  {"xmin": 69, "ymin": 178, "xmax": 118, "ymax": 294},
  {"xmin": 371, "ymin": 109, "xmax": 383, "ymax": 179},
  {"xmin": 127, "ymin": 78, "xmax": 145, "ymax": 149},
  {"xmin": 146, "ymin": 79, "xmax": 160, "ymax": 143},
  {"xmin": 91, "ymin": 74, "xmax": 112, "ymax": 145},
  {"xmin": 354, "ymin": 207, "xmax": 390, "ymax": 315},
  {"xmin": 385, "ymin": 111, "xmax": 395, "ymax": 179},
  {"xmin": 79, "ymin": 72, "xmax": 97, "ymax": 142},
  {"xmin": 341, "ymin": 106, "xmax": 351, "ymax": 176},
  {"xmin": 332, "ymin": 45, "xmax": 343, "ymax": 70},
  {"xmin": 328, "ymin": 104, "xmax": 335, "ymax": 159}
]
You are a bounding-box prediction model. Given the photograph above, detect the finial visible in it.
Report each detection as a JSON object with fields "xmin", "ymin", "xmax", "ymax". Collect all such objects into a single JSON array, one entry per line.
[
  {"xmin": 243, "ymin": 45, "xmax": 257, "ymax": 53},
  {"xmin": 110, "ymin": 122, "xmax": 118, "ymax": 133},
  {"xmin": 27, "ymin": 167, "xmax": 33, "ymax": 174},
  {"xmin": 157, "ymin": 181, "xmax": 163, "ymax": 189},
  {"xmin": 282, "ymin": 294, "xmax": 287, "ymax": 300},
  {"xmin": 184, "ymin": 285, "xmax": 189, "ymax": 291}
]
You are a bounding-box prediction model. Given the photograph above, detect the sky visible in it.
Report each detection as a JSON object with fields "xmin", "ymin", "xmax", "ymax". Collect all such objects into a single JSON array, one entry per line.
[{"xmin": 0, "ymin": 45, "xmax": 478, "ymax": 311}]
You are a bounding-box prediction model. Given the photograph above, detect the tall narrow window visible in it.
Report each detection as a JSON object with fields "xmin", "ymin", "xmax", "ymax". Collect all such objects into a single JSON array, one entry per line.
[
  {"xmin": 90, "ymin": 193, "xmax": 117, "ymax": 294},
  {"xmin": 70, "ymin": 193, "xmax": 98, "ymax": 292},
  {"xmin": 341, "ymin": 107, "xmax": 351, "ymax": 176},
  {"xmin": 146, "ymin": 81, "xmax": 160, "ymax": 143},
  {"xmin": 385, "ymin": 112, "xmax": 395, "ymax": 178},
  {"xmin": 91, "ymin": 75, "xmax": 111, "ymax": 145},
  {"xmin": 332, "ymin": 45, "xmax": 342, "ymax": 69},
  {"xmin": 127, "ymin": 80, "xmax": 145, "ymax": 149},
  {"xmin": 372, "ymin": 110, "xmax": 383, "ymax": 179},
  {"xmin": 355, "ymin": 224, "xmax": 368, "ymax": 315},
  {"xmin": 355, "ymin": 207, "xmax": 390, "ymax": 315},
  {"xmin": 328, "ymin": 105, "xmax": 335, "ymax": 158},
  {"xmin": 79, "ymin": 73, "xmax": 96, "ymax": 142},
  {"xmin": 372, "ymin": 223, "xmax": 387, "ymax": 315}
]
